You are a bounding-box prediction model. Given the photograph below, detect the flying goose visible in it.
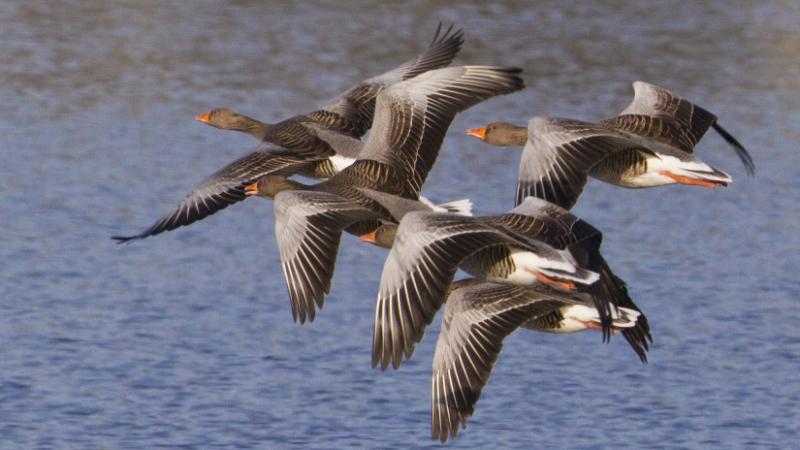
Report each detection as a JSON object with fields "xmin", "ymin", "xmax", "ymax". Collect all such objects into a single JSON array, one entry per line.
[
  {"xmin": 366, "ymin": 195, "xmax": 651, "ymax": 370},
  {"xmin": 430, "ymin": 279, "xmax": 642, "ymax": 442},
  {"xmin": 112, "ymin": 24, "xmax": 464, "ymax": 242},
  {"xmin": 195, "ymin": 108, "xmax": 271, "ymax": 140},
  {"xmin": 362, "ymin": 218, "xmax": 652, "ymax": 364},
  {"xmin": 244, "ymin": 66, "xmax": 524, "ymax": 323},
  {"xmin": 467, "ymin": 81, "xmax": 755, "ymax": 209}
]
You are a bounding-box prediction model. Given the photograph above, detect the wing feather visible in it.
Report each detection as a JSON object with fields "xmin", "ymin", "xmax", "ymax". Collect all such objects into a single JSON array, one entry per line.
[
  {"xmin": 358, "ymin": 66, "xmax": 525, "ymax": 198},
  {"xmin": 274, "ymin": 190, "xmax": 379, "ymax": 323},
  {"xmin": 431, "ymin": 281, "xmax": 580, "ymax": 442},
  {"xmin": 113, "ymin": 143, "xmax": 311, "ymax": 242}
]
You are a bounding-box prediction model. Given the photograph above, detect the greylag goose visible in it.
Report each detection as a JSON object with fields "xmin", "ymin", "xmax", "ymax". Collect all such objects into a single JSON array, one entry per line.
[
  {"xmin": 363, "ymin": 218, "xmax": 652, "ymax": 364},
  {"xmin": 195, "ymin": 108, "xmax": 270, "ymax": 140},
  {"xmin": 367, "ymin": 195, "xmax": 650, "ymax": 370},
  {"xmin": 467, "ymin": 81, "xmax": 755, "ymax": 209},
  {"xmin": 244, "ymin": 66, "xmax": 524, "ymax": 323},
  {"xmin": 112, "ymin": 24, "xmax": 464, "ymax": 242},
  {"xmin": 430, "ymin": 279, "xmax": 642, "ymax": 442}
]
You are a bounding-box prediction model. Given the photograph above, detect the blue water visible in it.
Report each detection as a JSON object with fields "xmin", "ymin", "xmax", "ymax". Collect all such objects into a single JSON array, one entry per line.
[{"xmin": 1, "ymin": 1, "xmax": 798, "ymax": 448}]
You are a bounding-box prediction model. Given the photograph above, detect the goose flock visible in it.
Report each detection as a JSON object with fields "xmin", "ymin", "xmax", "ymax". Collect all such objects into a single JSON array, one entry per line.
[{"xmin": 114, "ymin": 24, "xmax": 755, "ymax": 443}]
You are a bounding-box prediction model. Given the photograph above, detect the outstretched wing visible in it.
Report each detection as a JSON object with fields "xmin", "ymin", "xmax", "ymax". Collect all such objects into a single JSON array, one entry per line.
[
  {"xmin": 357, "ymin": 66, "xmax": 525, "ymax": 198},
  {"xmin": 495, "ymin": 196, "xmax": 602, "ymax": 250},
  {"xmin": 113, "ymin": 143, "xmax": 312, "ymax": 242},
  {"xmin": 320, "ymin": 23, "xmax": 465, "ymax": 137},
  {"xmin": 432, "ymin": 281, "xmax": 578, "ymax": 442},
  {"xmin": 274, "ymin": 190, "xmax": 379, "ymax": 323},
  {"xmin": 516, "ymin": 117, "xmax": 640, "ymax": 210},
  {"xmin": 499, "ymin": 197, "xmax": 629, "ymax": 341},
  {"xmin": 371, "ymin": 211, "xmax": 570, "ymax": 370},
  {"xmin": 610, "ymin": 81, "xmax": 754, "ymax": 174},
  {"xmin": 615, "ymin": 81, "xmax": 717, "ymax": 149}
]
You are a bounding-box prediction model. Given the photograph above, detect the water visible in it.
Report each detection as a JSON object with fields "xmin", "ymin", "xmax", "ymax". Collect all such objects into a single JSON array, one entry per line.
[{"xmin": 1, "ymin": 1, "xmax": 798, "ymax": 448}]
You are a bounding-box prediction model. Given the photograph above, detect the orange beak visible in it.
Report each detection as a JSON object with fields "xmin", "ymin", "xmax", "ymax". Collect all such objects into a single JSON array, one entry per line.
[
  {"xmin": 244, "ymin": 181, "xmax": 259, "ymax": 196},
  {"xmin": 359, "ymin": 230, "xmax": 378, "ymax": 245},
  {"xmin": 466, "ymin": 127, "xmax": 486, "ymax": 140},
  {"xmin": 195, "ymin": 111, "xmax": 212, "ymax": 123}
]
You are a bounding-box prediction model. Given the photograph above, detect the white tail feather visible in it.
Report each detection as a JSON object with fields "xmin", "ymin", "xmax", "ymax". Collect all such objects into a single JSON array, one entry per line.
[
  {"xmin": 565, "ymin": 304, "xmax": 640, "ymax": 328},
  {"xmin": 418, "ymin": 196, "xmax": 473, "ymax": 216},
  {"xmin": 433, "ymin": 198, "xmax": 473, "ymax": 216}
]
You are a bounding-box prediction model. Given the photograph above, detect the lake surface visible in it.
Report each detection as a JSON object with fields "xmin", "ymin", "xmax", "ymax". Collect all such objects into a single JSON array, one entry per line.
[{"xmin": 1, "ymin": 1, "xmax": 798, "ymax": 448}]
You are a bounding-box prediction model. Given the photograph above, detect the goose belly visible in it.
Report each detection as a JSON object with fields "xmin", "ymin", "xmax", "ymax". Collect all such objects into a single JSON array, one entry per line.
[
  {"xmin": 617, "ymin": 154, "xmax": 719, "ymax": 188},
  {"xmin": 590, "ymin": 149, "xmax": 682, "ymax": 188},
  {"xmin": 524, "ymin": 305, "xmax": 595, "ymax": 333},
  {"xmin": 461, "ymin": 247, "xmax": 565, "ymax": 286}
]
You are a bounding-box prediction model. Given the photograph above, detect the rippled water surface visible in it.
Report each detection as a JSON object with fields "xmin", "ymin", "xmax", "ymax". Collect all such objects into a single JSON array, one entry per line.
[{"xmin": 2, "ymin": 1, "xmax": 799, "ymax": 448}]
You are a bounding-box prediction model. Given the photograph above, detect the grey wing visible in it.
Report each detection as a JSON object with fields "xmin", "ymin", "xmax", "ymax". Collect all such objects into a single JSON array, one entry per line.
[
  {"xmin": 321, "ymin": 24, "xmax": 464, "ymax": 137},
  {"xmin": 372, "ymin": 212, "xmax": 538, "ymax": 371},
  {"xmin": 112, "ymin": 143, "xmax": 312, "ymax": 242},
  {"xmin": 431, "ymin": 281, "xmax": 578, "ymax": 442},
  {"xmin": 503, "ymin": 197, "xmax": 602, "ymax": 249},
  {"xmin": 274, "ymin": 190, "xmax": 380, "ymax": 324},
  {"xmin": 516, "ymin": 117, "xmax": 638, "ymax": 209},
  {"xmin": 358, "ymin": 66, "xmax": 525, "ymax": 198},
  {"xmin": 618, "ymin": 81, "xmax": 717, "ymax": 147},
  {"xmin": 614, "ymin": 81, "xmax": 755, "ymax": 175}
]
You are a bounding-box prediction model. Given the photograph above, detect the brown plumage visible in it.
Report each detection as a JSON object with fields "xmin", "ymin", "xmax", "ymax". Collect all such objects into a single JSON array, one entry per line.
[
  {"xmin": 247, "ymin": 65, "xmax": 525, "ymax": 324},
  {"xmin": 467, "ymin": 81, "xmax": 755, "ymax": 210},
  {"xmin": 113, "ymin": 24, "xmax": 465, "ymax": 242}
]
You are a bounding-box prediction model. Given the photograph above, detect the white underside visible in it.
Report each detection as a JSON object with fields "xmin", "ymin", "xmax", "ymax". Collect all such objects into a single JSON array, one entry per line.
[
  {"xmin": 419, "ymin": 197, "xmax": 473, "ymax": 216},
  {"xmin": 625, "ymin": 154, "xmax": 731, "ymax": 187},
  {"xmin": 543, "ymin": 304, "xmax": 642, "ymax": 333},
  {"xmin": 482, "ymin": 248, "xmax": 597, "ymax": 285},
  {"xmin": 329, "ymin": 155, "xmax": 356, "ymax": 173}
]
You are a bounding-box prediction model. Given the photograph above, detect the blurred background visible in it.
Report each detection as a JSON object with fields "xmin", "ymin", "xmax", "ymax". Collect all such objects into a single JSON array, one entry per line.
[{"xmin": 1, "ymin": 1, "xmax": 798, "ymax": 448}]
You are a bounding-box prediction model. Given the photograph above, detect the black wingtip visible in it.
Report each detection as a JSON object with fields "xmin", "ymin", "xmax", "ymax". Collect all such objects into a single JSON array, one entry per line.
[
  {"xmin": 432, "ymin": 21, "xmax": 442, "ymax": 42},
  {"xmin": 602, "ymin": 320, "xmax": 613, "ymax": 344},
  {"xmin": 111, "ymin": 234, "xmax": 141, "ymax": 244},
  {"xmin": 622, "ymin": 328, "xmax": 650, "ymax": 364},
  {"xmin": 430, "ymin": 21, "xmax": 464, "ymax": 46},
  {"xmin": 712, "ymin": 122, "xmax": 756, "ymax": 177}
]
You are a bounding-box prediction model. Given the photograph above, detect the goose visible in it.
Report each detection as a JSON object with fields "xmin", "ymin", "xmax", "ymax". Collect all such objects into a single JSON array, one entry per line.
[
  {"xmin": 194, "ymin": 108, "xmax": 270, "ymax": 140},
  {"xmin": 112, "ymin": 24, "xmax": 464, "ymax": 242},
  {"xmin": 362, "ymin": 218, "xmax": 651, "ymax": 364},
  {"xmin": 467, "ymin": 81, "xmax": 755, "ymax": 209},
  {"xmin": 193, "ymin": 106, "xmax": 365, "ymax": 179},
  {"xmin": 243, "ymin": 66, "xmax": 524, "ymax": 324},
  {"xmin": 430, "ymin": 279, "xmax": 642, "ymax": 442},
  {"xmin": 246, "ymin": 182, "xmax": 473, "ymax": 217},
  {"xmin": 365, "ymin": 195, "xmax": 650, "ymax": 370}
]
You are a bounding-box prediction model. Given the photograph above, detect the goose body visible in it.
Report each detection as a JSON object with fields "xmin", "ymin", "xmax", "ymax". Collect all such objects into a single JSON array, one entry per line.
[
  {"xmin": 113, "ymin": 24, "xmax": 465, "ymax": 242},
  {"xmin": 367, "ymin": 194, "xmax": 658, "ymax": 370},
  {"xmin": 524, "ymin": 303, "xmax": 640, "ymax": 333},
  {"xmin": 468, "ymin": 81, "xmax": 755, "ymax": 209},
  {"xmin": 247, "ymin": 66, "xmax": 525, "ymax": 324},
  {"xmin": 430, "ymin": 279, "xmax": 644, "ymax": 442}
]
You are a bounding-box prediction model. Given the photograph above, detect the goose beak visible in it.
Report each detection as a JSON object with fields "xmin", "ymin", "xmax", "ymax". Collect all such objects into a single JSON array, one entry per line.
[
  {"xmin": 359, "ymin": 230, "xmax": 378, "ymax": 245},
  {"xmin": 466, "ymin": 127, "xmax": 486, "ymax": 140},
  {"xmin": 244, "ymin": 182, "xmax": 259, "ymax": 196},
  {"xmin": 195, "ymin": 111, "xmax": 212, "ymax": 123}
]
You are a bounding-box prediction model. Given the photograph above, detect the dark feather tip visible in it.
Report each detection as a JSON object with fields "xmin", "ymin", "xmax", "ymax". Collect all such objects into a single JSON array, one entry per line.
[
  {"xmin": 712, "ymin": 122, "xmax": 755, "ymax": 176},
  {"xmin": 111, "ymin": 235, "xmax": 139, "ymax": 244}
]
